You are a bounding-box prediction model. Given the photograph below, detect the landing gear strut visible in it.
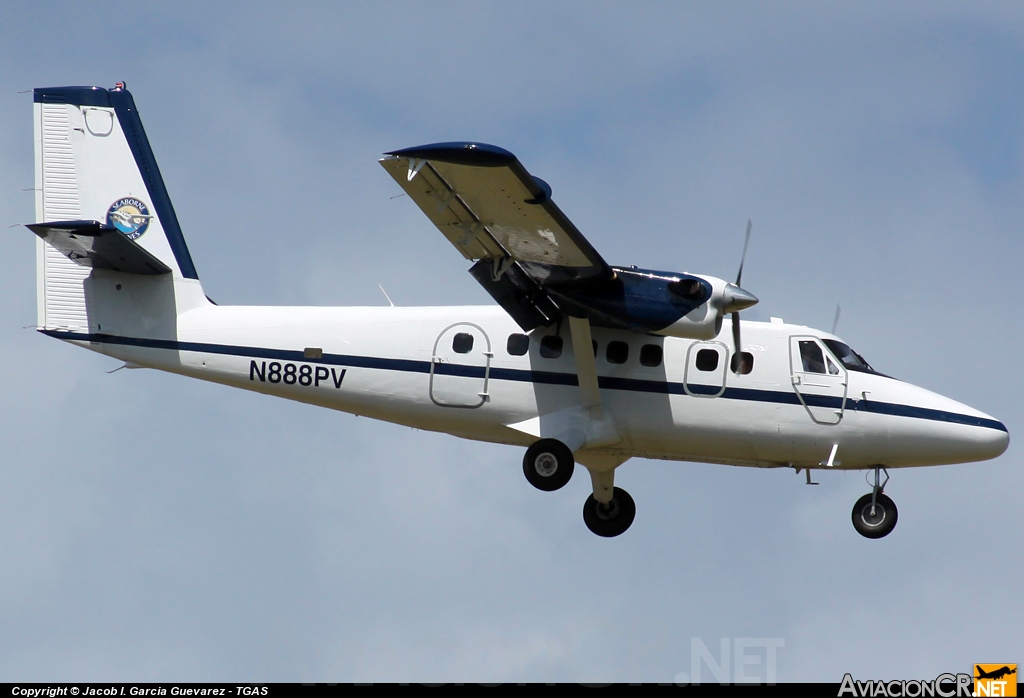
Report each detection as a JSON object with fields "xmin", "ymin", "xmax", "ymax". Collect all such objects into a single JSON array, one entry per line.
[
  {"xmin": 852, "ymin": 467, "xmax": 898, "ymax": 539},
  {"xmin": 523, "ymin": 441, "xmax": 635, "ymax": 537},
  {"xmin": 583, "ymin": 487, "xmax": 636, "ymax": 537},
  {"xmin": 523, "ymin": 438, "xmax": 575, "ymax": 491}
]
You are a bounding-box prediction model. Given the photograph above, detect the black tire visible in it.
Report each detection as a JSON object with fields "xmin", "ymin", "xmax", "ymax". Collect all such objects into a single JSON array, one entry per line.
[
  {"xmin": 522, "ymin": 439, "xmax": 575, "ymax": 491},
  {"xmin": 851, "ymin": 492, "xmax": 898, "ymax": 539},
  {"xmin": 583, "ymin": 486, "xmax": 636, "ymax": 537}
]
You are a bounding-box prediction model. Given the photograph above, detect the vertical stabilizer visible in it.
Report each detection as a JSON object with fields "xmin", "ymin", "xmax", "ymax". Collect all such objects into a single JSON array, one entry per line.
[{"xmin": 33, "ymin": 84, "xmax": 205, "ymax": 332}]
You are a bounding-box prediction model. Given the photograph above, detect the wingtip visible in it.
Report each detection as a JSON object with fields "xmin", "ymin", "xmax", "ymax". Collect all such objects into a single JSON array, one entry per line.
[{"xmin": 384, "ymin": 141, "xmax": 517, "ymax": 167}]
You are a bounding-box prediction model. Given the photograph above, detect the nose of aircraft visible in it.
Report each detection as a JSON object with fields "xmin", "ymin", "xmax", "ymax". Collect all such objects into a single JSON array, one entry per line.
[
  {"xmin": 920, "ymin": 388, "xmax": 1008, "ymax": 464},
  {"xmin": 965, "ymin": 413, "xmax": 1010, "ymax": 461},
  {"xmin": 872, "ymin": 377, "xmax": 1009, "ymax": 467},
  {"xmin": 975, "ymin": 412, "xmax": 1009, "ymax": 460}
]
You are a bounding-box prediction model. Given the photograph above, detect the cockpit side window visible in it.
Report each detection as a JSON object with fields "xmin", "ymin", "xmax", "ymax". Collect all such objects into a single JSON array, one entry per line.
[
  {"xmin": 799, "ymin": 340, "xmax": 827, "ymax": 374},
  {"xmin": 822, "ymin": 339, "xmax": 883, "ymax": 376}
]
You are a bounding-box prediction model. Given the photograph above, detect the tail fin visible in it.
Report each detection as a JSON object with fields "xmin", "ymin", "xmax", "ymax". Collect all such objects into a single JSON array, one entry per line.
[{"xmin": 32, "ymin": 84, "xmax": 204, "ymax": 331}]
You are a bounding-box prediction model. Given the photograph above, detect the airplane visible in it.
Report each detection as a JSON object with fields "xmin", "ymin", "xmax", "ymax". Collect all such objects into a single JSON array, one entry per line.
[
  {"xmin": 107, "ymin": 206, "xmax": 152, "ymax": 234},
  {"xmin": 25, "ymin": 83, "xmax": 1009, "ymax": 538},
  {"xmin": 975, "ymin": 666, "xmax": 1016, "ymax": 681}
]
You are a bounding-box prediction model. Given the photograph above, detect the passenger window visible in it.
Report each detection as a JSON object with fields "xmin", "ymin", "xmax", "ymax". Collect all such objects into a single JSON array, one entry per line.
[
  {"xmin": 731, "ymin": 351, "xmax": 754, "ymax": 375},
  {"xmin": 540, "ymin": 335, "xmax": 563, "ymax": 359},
  {"xmin": 799, "ymin": 340, "xmax": 826, "ymax": 373},
  {"xmin": 606, "ymin": 341, "xmax": 629, "ymax": 364},
  {"xmin": 452, "ymin": 332, "xmax": 474, "ymax": 354},
  {"xmin": 696, "ymin": 348, "xmax": 719, "ymax": 371},
  {"xmin": 640, "ymin": 344, "xmax": 663, "ymax": 367},
  {"xmin": 507, "ymin": 333, "xmax": 529, "ymax": 356}
]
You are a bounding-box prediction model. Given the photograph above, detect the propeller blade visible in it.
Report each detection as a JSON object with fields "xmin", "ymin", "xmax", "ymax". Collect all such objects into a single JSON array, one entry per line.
[
  {"xmin": 730, "ymin": 220, "xmax": 754, "ymax": 374},
  {"xmin": 732, "ymin": 311, "xmax": 741, "ymax": 356},
  {"xmin": 831, "ymin": 304, "xmax": 841, "ymax": 335},
  {"xmin": 736, "ymin": 219, "xmax": 752, "ymax": 287}
]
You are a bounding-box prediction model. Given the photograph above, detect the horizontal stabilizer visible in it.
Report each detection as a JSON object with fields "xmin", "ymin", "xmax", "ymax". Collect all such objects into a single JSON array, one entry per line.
[{"xmin": 27, "ymin": 220, "xmax": 171, "ymax": 275}]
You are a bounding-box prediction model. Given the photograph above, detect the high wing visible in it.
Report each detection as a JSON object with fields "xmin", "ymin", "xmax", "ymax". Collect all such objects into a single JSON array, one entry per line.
[
  {"xmin": 380, "ymin": 142, "xmax": 614, "ymax": 331},
  {"xmin": 380, "ymin": 141, "xmax": 748, "ymax": 351}
]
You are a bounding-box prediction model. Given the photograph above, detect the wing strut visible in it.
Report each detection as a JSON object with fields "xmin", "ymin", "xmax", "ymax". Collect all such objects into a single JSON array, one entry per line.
[{"xmin": 568, "ymin": 316, "xmax": 601, "ymax": 412}]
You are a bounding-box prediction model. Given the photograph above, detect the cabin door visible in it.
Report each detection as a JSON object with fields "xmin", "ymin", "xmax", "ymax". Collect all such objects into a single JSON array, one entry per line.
[
  {"xmin": 789, "ymin": 336, "xmax": 847, "ymax": 425},
  {"xmin": 683, "ymin": 341, "xmax": 729, "ymax": 397},
  {"xmin": 430, "ymin": 323, "xmax": 492, "ymax": 408}
]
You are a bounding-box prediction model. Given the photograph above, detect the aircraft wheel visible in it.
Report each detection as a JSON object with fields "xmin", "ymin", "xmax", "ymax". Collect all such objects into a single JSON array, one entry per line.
[
  {"xmin": 851, "ymin": 492, "xmax": 898, "ymax": 539},
  {"xmin": 583, "ymin": 487, "xmax": 636, "ymax": 537},
  {"xmin": 523, "ymin": 439, "xmax": 575, "ymax": 491}
]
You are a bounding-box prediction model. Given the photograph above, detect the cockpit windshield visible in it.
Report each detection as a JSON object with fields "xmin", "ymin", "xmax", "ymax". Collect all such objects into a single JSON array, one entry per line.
[{"xmin": 822, "ymin": 339, "xmax": 883, "ymax": 376}]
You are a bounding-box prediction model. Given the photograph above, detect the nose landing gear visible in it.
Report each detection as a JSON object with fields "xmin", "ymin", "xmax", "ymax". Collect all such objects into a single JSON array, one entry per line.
[{"xmin": 852, "ymin": 467, "xmax": 898, "ymax": 539}]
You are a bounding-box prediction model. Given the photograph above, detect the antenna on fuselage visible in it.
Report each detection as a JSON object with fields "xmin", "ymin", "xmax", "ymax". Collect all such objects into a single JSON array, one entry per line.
[{"xmin": 379, "ymin": 284, "xmax": 396, "ymax": 307}]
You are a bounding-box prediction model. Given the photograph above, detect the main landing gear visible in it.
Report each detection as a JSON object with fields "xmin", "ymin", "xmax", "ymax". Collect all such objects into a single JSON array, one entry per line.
[
  {"xmin": 523, "ymin": 438, "xmax": 575, "ymax": 491},
  {"xmin": 523, "ymin": 438, "xmax": 635, "ymax": 537},
  {"xmin": 852, "ymin": 467, "xmax": 898, "ymax": 539}
]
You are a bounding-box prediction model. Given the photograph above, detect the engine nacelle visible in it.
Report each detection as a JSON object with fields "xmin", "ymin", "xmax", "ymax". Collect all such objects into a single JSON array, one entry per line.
[
  {"xmin": 652, "ymin": 273, "xmax": 729, "ymax": 340},
  {"xmin": 546, "ymin": 267, "xmax": 755, "ymax": 340}
]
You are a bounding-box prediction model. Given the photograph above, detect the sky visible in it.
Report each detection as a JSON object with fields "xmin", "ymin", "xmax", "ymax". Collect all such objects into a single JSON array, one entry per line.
[{"xmin": 0, "ymin": 1, "xmax": 1021, "ymax": 683}]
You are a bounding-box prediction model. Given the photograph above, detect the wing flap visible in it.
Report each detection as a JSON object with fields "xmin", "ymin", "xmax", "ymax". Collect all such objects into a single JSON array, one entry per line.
[
  {"xmin": 27, "ymin": 220, "xmax": 172, "ymax": 275},
  {"xmin": 380, "ymin": 156, "xmax": 502, "ymax": 261}
]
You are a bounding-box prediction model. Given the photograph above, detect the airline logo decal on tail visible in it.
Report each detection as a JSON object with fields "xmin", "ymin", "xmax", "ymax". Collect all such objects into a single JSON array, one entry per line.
[{"xmin": 106, "ymin": 197, "xmax": 153, "ymax": 240}]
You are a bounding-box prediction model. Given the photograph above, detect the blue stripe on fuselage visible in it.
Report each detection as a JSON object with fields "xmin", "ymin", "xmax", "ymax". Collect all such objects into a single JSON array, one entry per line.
[{"xmin": 42, "ymin": 330, "xmax": 1007, "ymax": 433}]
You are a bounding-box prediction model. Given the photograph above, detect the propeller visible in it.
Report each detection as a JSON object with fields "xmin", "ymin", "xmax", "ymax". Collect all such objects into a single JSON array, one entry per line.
[
  {"xmin": 831, "ymin": 304, "xmax": 841, "ymax": 335},
  {"xmin": 724, "ymin": 220, "xmax": 758, "ymax": 372},
  {"xmin": 736, "ymin": 219, "xmax": 751, "ymax": 289}
]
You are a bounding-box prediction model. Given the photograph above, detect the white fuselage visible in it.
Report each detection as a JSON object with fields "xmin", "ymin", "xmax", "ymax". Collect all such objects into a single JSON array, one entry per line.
[{"xmin": 56, "ymin": 301, "xmax": 1008, "ymax": 471}]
